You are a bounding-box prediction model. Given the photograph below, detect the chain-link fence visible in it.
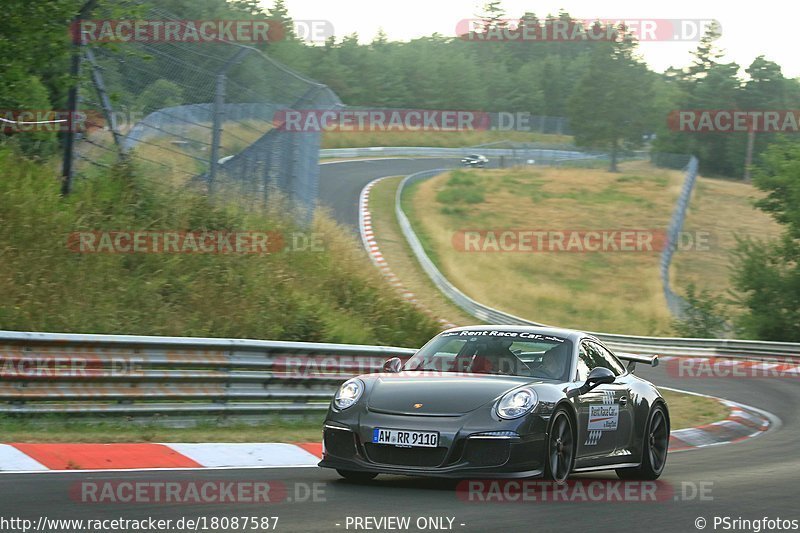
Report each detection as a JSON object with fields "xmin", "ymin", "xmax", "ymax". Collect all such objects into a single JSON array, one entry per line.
[{"xmin": 72, "ymin": 0, "xmax": 341, "ymax": 217}]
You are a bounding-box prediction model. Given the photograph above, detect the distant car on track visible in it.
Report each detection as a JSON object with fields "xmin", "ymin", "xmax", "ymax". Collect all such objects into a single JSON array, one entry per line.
[
  {"xmin": 319, "ymin": 325, "xmax": 669, "ymax": 483},
  {"xmin": 461, "ymin": 154, "xmax": 488, "ymax": 167}
]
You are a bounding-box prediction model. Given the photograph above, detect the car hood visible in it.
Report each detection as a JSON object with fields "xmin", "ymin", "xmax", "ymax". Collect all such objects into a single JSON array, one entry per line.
[{"xmin": 365, "ymin": 373, "xmax": 536, "ymax": 416}]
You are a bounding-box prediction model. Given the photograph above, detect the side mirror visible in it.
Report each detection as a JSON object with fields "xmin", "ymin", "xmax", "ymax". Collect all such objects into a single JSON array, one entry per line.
[
  {"xmin": 587, "ymin": 366, "xmax": 616, "ymax": 387},
  {"xmin": 567, "ymin": 367, "xmax": 616, "ymax": 398},
  {"xmin": 382, "ymin": 357, "xmax": 402, "ymax": 373}
]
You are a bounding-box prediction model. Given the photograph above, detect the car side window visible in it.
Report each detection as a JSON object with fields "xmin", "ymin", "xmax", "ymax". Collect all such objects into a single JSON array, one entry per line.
[
  {"xmin": 576, "ymin": 343, "xmax": 592, "ymax": 381},
  {"xmin": 576, "ymin": 341, "xmax": 625, "ymax": 380},
  {"xmin": 592, "ymin": 342, "xmax": 627, "ymax": 376}
]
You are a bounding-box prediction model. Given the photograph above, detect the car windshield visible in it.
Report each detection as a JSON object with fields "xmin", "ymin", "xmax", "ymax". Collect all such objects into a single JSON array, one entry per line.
[{"xmin": 404, "ymin": 330, "xmax": 573, "ymax": 380}]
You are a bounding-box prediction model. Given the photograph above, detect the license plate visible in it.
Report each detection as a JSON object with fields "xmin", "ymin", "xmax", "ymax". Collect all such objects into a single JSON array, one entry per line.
[{"xmin": 372, "ymin": 428, "xmax": 439, "ymax": 448}]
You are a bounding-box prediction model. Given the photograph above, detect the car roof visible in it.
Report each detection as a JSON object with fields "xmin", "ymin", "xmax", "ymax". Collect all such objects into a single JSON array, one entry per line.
[{"xmin": 439, "ymin": 324, "xmax": 591, "ymax": 343}]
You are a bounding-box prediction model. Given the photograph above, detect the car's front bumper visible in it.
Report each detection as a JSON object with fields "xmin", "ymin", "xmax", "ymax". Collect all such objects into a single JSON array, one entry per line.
[{"xmin": 318, "ymin": 412, "xmax": 548, "ymax": 478}]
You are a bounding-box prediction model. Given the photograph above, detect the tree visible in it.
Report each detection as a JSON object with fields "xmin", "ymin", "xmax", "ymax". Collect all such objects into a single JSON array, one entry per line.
[
  {"xmin": 137, "ymin": 79, "xmax": 184, "ymax": 115},
  {"xmin": 655, "ymin": 23, "xmax": 744, "ymax": 177},
  {"xmin": 751, "ymin": 139, "xmax": 800, "ymax": 240},
  {"xmin": 731, "ymin": 236, "xmax": 800, "ymax": 341},
  {"xmin": 684, "ymin": 21, "xmax": 724, "ymax": 84},
  {"xmin": 267, "ymin": 0, "xmax": 295, "ymax": 40},
  {"xmin": 731, "ymin": 139, "xmax": 800, "ymax": 341},
  {"xmin": 0, "ymin": 0, "xmax": 95, "ymax": 110},
  {"xmin": 567, "ymin": 26, "xmax": 652, "ymax": 171},
  {"xmin": 739, "ymin": 56, "xmax": 793, "ymax": 179},
  {"xmin": 671, "ymin": 284, "xmax": 728, "ymax": 338},
  {"xmin": 229, "ymin": 0, "xmax": 264, "ymax": 16},
  {"xmin": 477, "ymin": 1, "xmax": 507, "ymax": 30}
]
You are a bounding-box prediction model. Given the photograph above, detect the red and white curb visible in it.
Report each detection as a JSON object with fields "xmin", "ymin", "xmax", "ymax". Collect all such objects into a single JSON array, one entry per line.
[
  {"xmin": 0, "ymin": 442, "xmax": 322, "ymax": 473},
  {"xmin": 359, "ymin": 177, "xmax": 455, "ymax": 330},
  {"xmin": 663, "ymin": 386, "xmax": 777, "ymax": 452}
]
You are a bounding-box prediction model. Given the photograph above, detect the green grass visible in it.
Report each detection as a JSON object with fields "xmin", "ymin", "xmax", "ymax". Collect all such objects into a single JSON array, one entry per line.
[
  {"xmin": 367, "ymin": 177, "xmax": 475, "ymax": 326},
  {"xmin": 436, "ymin": 171, "xmax": 487, "ymax": 205},
  {"xmin": 0, "ymin": 147, "xmax": 440, "ymax": 347},
  {"xmin": 400, "ymin": 179, "xmax": 441, "ymax": 268},
  {"xmin": 661, "ymin": 390, "xmax": 729, "ymax": 430},
  {"xmin": 0, "ymin": 415, "xmax": 324, "ymax": 443}
]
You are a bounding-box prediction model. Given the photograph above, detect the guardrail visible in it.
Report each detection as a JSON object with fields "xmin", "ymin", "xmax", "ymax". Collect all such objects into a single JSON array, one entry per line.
[
  {"xmin": 0, "ymin": 330, "xmax": 414, "ymax": 415},
  {"xmin": 394, "ymin": 170, "xmax": 800, "ymax": 361},
  {"xmin": 660, "ymin": 156, "xmax": 699, "ymax": 318},
  {"xmin": 320, "ymin": 146, "xmax": 607, "ymax": 163},
  {"xmin": 1, "ymin": 323, "xmax": 797, "ymax": 418}
]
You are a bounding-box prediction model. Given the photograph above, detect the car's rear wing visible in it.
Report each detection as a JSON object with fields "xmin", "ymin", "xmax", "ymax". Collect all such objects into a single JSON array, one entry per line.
[{"xmin": 616, "ymin": 352, "xmax": 659, "ymax": 371}]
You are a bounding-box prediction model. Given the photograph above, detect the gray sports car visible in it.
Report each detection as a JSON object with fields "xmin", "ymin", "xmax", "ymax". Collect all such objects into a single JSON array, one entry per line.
[{"xmin": 319, "ymin": 325, "xmax": 668, "ymax": 482}]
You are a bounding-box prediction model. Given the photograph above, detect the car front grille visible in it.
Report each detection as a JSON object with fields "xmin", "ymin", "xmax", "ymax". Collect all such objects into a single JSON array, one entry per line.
[
  {"xmin": 463, "ymin": 439, "xmax": 512, "ymax": 467},
  {"xmin": 324, "ymin": 428, "xmax": 357, "ymax": 459},
  {"xmin": 364, "ymin": 444, "xmax": 448, "ymax": 467}
]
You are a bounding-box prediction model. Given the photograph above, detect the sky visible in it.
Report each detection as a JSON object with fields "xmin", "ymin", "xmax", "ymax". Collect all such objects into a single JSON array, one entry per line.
[{"xmin": 276, "ymin": 0, "xmax": 800, "ymax": 78}]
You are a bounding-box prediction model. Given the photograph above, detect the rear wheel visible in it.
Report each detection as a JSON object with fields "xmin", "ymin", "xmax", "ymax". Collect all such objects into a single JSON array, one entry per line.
[
  {"xmin": 616, "ymin": 404, "xmax": 669, "ymax": 480},
  {"xmin": 544, "ymin": 408, "xmax": 575, "ymax": 483},
  {"xmin": 336, "ymin": 469, "xmax": 377, "ymax": 482}
]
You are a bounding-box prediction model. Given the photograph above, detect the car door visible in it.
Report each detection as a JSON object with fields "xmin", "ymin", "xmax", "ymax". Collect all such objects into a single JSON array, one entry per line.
[
  {"xmin": 573, "ymin": 341, "xmax": 632, "ymax": 462},
  {"xmin": 592, "ymin": 341, "xmax": 636, "ymax": 457}
]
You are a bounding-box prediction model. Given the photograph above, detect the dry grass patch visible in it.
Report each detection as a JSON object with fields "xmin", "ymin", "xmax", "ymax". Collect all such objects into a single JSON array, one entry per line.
[
  {"xmin": 660, "ymin": 389, "xmax": 730, "ymax": 430},
  {"xmin": 673, "ymin": 176, "xmax": 783, "ymax": 299},
  {"xmin": 409, "ymin": 161, "xmax": 683, "ymax": 334},
  {"xmin": 408, "ymin": 160, "xmax": 779, "ymax": 334},
  {"xmin": 321, "ymin": 129, "xmax": 572, "ymax": 149}
]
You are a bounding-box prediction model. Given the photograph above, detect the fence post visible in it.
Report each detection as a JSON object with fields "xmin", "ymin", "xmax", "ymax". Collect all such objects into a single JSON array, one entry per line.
[
  {"xmin": 743, "ymin": 129, "xmax": 755, "ymax": 182},
  {"xmin": 208, "ymin": 46, "xmax": 252, "ymax": 193},
  {"xmin": 84, "ymin": 47, "xmax": 123, "ymax": 149},
  {"xmin": 208, "ymin": 73, "xmax": 226, "ymax": 190},
  {"xmin": 61, "ymin": 0, "xmax": 97, "ymax": 196}
]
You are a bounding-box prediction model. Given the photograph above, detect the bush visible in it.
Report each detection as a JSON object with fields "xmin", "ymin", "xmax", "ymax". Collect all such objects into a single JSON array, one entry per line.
[
  {"xmin": 0, "ymin": 148, "xmax": 440, "ymax": 347},
  {"xmin": 137, "ymin": 79, "xmax": 184, "ymax": 116},
  {"xmin": 435, "ymin": 170, "xmax": 486, "ymax": 205},
  {"xmin": 671, "ymin": 283, "xmax": 728, "ymax": 338}
]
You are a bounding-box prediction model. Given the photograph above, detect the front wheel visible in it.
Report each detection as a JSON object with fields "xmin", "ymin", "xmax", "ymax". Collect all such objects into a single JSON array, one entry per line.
[
  {"xmin": 616, "ymin": 404, "xmax": 669, "ymax": 480},
  {"xmin": 336, "ymin": 469, "xmax": 378, "ymax": 482},
  {"xmin": 544, "ymin": 408, "xmax": 575, "ymax": 483}
]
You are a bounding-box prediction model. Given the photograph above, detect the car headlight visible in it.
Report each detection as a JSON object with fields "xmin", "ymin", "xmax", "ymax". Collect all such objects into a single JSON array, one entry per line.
[
  {"xmin": 334, "ymin": 378, "xmax": 364, "ymax": 410},
  {"xmin": 496, "ymin": 388, "xmax": 538, "ymax": 419}
]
